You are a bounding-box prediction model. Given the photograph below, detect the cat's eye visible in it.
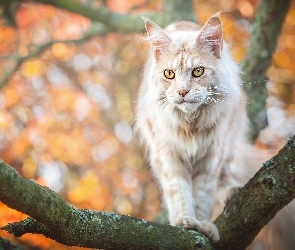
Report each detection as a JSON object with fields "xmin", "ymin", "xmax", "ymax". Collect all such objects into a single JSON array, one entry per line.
[
  {"xmin": 192, "ymin": 67, "xmax": 204, "ymax": 77},
  {"xmin": 164, "ymin": 69, "xmax": 175, "ymax": 79}
]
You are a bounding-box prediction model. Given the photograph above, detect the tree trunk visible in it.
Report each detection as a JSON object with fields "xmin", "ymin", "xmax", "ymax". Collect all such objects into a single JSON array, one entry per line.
[
  {"xmin": 164, "ymin": 0, "xmax": 196, "ymax": 24},
  {"xmin": 214, "ymin": 134, "xmax": 295, "ymax": 249},
  {"xmin": 240, "ymin": 0, "xmax": 291, "ymax": 140}
]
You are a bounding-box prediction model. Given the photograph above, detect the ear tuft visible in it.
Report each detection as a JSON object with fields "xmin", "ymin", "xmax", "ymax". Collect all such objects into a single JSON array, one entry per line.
[
  {"xmin": 142, "ymin": 16, "xmax": 171, "ymax": 61},
  {"xmin": 197, "ymin": 12, "xmax": 223, "ymax": 58}
]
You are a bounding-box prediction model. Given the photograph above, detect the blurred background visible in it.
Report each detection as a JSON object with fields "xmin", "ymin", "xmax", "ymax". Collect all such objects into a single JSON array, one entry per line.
[{"xmin": 0, "ymin": 0, "xmax": 294, "ymax": 249}]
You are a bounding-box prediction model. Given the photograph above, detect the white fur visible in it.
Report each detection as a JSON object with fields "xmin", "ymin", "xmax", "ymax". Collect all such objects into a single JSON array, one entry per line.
[{"xmin": 136, "ymin": 14, "xmax": 295, "ymax": 247}]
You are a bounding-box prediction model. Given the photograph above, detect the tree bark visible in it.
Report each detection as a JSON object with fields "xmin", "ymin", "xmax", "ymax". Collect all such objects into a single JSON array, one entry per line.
[
  {"xmin": 240, "ymin": 0, "xmax": 291, "ymax": 140},
  {"xmin": 0, "ymin": 237, "xmax": 24, "ymax": 250},
  {"xmin": 0, "ymin": 161, "xmax": 213, "ymax": 250},
  {"xmin": 214, "ymin": 134, "xmax": 295, "ymax": 249},
  {"xmin": 1, "ymin": 134, "xmax": 295, "ymax": 249}
]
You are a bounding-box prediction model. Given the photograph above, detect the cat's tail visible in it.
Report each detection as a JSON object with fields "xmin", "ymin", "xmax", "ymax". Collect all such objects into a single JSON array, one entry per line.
[{"xmin": 214, "ymin": 143, "xmax": 295, "ymax": 250}]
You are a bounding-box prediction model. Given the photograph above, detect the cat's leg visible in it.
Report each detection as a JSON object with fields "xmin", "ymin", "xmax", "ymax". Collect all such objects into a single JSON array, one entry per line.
[
  {"xmin": 151, "ymin": 155, "xmax": 202, "ymax": 231},
  {"xmin": 192, "ymin": 157, "xmax": 220, "ymax": 242}
]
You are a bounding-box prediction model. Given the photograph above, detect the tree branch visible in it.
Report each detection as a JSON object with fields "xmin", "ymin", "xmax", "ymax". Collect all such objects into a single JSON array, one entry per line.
[
  {"xmin": 26, "ymin": 0, "xmax": 196, "ymax": 30},
  {"xmin": 11, "ymin": 0, "xmax": 291, "ymax": 141},
  {"xmin": 214, "ymin": 134, "xmax": 295, "ymax": 249},
  {"xmin": 240, "ymin": 0, "xmax": 291, "ymax": 140},
  {"xmin": 0, "ymin": 161, "xmax": 213, "ymax": 250},
  {"xmin": 3, "ymin": 0, "xmax": 192, "ymax": 88},
  {"xmin": 26, "ymin": 0, "xmax": 165, "ymax": 31},
  {"xmin": 0, "ymin": 0, "xmax": 19, "ymax": 26},
  {"xmin": 1, "ymin": 1, "xmax": 294, "ymax": 249},
  {"xmin": 0, "ymin": 22, "xmax": 106, "ymax": 88},
  {"xmin": 1, "ymin": 134, "xmax": 295, "ymax": 249},
  {"xmin": 0, "ymin": 237, "xmax": 24, "ymax": 250},
  {"xmin": 163, "ymin": 0, "xmax": 196, "ymax": 23}
]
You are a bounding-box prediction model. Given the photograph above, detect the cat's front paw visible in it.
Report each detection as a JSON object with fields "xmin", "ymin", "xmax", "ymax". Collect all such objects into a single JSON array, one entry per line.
[
  {"xmin": 199, "ymin": 220, "xmax": 220, "ymax": 243},
  {"xmin": 174, "ymin": 217, "xmax": 203, "ymax": 231},
  {"xmin": 175, "ymin": 218, "xmax": 220, "ymax": 243}
]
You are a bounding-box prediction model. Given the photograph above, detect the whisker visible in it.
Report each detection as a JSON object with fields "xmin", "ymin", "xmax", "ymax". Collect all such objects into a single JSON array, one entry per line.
[
  {"xmin": 146, "ymin": 97, "xmax": 170, "ymax": 125},
  {"xmin": 114, "ymin": 94, "xmax": 141, "ymax": 97},
  {"xmin": 240, "ymin": 79, "xmax": 267, "ymax": 86},
  {"xmin": 150, "ymin": 98, "xmax": 174, "ymax": 134},
  {"xmin": 129, "ymin": 118, "xmax": 138, "ymax": 127},
  {"xmin": 115, "ymin": 101, "xmax": 137, "ymax": 104}
]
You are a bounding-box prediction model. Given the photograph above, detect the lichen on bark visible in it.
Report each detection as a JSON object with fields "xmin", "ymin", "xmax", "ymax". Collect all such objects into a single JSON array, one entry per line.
[
  {"xmin": 1, "ymin": 134, "xmax": 295, "ymax": 249},
  {"xmin": 0, "ymin": 161, "xmax": 213, "ymax": 250},
  {"xmin": 214, "ymin": 134, "xmax": 295, "ymax": 249}
]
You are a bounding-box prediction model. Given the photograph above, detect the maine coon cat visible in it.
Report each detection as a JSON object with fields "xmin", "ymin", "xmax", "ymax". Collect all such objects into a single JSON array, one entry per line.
[
  {"xmin": 136, "ymin": 12, "xmax": 295, "ymax": 248},
  {"xmin": 136, "ymin": 12, "xmax": 243, "ymax": 242}
]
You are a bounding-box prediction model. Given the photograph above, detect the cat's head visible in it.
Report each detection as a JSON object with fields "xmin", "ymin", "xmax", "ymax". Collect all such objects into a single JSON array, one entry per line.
[{"xmin": 143, "ymin": 13, "xmax": 240, "ymax": 115}]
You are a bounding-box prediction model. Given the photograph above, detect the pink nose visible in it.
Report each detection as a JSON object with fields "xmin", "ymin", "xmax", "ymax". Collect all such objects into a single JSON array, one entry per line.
[{"xmin": 178, "ymin": 90, "xmax": 189, "ymax": 97}]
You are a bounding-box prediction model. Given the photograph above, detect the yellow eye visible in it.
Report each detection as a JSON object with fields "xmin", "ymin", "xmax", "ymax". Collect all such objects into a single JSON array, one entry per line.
[
  {"xmin": 164, "ymin": 69, "xmax": 175, "ymax": 79},
  {"xmin": 192, "ymin": 67, "xmax": 204, "ymax": 77}
]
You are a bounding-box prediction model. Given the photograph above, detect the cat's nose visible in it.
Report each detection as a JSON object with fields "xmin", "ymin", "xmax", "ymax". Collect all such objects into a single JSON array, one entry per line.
[{"xmin": 178, "ymin": 90, "xmax": 189, "ymax": 97}]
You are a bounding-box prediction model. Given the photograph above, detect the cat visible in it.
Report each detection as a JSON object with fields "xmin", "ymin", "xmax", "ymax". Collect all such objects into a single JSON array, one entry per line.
[
  {"xmin": 135, "ymin": 12, "xmax": 295, "ymax": 248},
  {"xmin": 135, "ymin": 12, "xmax": 245, "ymax": 242}
]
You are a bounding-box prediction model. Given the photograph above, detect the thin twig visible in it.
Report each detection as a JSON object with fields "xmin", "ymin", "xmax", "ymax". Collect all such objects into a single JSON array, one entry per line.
[{"xmin": 0, "ymin": 22, "xmax": 107, "ymax": 88}]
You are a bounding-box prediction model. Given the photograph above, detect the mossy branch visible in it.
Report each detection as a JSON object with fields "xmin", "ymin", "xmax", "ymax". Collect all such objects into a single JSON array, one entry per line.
[
  {"xmin": 26, "ymin": 0, "xmax": 196, "ymax": 30},
  {"xmin": 1, "ymin": 134, "xmax": 295, "ymax": 249},
  {"xmin": 214, "ymin": 134, "xmax": 295, "ymax": 249},
  {"xmin": 0, "ymin": 161, "xmax": 213, "ymax": 250},
  {"xmin": 27, "ymin": 0, "xmax": 165, "ymax": 31},
  {"xmin": 0, "ymin": 237, "xmax": 24, "ymax": 250}
]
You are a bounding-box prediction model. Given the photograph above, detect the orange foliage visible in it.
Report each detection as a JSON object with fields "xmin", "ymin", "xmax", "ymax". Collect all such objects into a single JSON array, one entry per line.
[
  {"xmin": 23, "ymin": 59, "xmax": 47, "ymax": 76},
  {"xmin": 0, "ymin": 0, "xmax": 294, "ymax": 249},
  {"xmin": 0, "ymin": 26, "xmax": 16, "ymax": 55},
  {"xmin": 52, "ymin": 43, "xmax": 76, "ymax": 61}
]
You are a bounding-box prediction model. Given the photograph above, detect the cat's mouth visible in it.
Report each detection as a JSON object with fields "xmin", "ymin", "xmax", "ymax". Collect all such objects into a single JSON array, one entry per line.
[
  {"xmin": 174, "ymin": 100, "xmax": 203, "ymax": 114},
  {"xmin": 165, "ymin": 94, "xmax": 205, "ymax": 113},
  {"xmin": 176, "ymin": 99, "xmax": 201, "ymax": 105}
]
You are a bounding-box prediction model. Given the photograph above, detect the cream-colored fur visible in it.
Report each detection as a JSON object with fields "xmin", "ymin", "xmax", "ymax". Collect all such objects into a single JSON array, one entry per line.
[{"xmin": 135, "ymin": 13, "xmax": 295, "ymax": 248}]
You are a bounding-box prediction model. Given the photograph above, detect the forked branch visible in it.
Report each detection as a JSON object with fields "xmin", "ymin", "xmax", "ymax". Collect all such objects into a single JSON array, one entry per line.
[{"xmin": 1, "ymin": 134, "xmax": 295, "ymax": 249}]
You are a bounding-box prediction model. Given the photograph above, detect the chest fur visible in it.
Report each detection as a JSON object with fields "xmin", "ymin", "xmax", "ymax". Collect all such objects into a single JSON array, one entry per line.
[{"xmin": 146, "ymin": 111, "xmax": 221, "ymax": 162}]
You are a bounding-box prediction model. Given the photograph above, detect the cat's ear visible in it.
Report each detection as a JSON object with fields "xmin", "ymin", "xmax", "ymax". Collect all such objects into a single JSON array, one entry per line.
[
  {"xmin": 197, "ymin": 12, "xmax": 223, "ymax": 58},
  {"xmin": 142, "ymin": 16, "xmax": 171, "ymax": 61}
]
